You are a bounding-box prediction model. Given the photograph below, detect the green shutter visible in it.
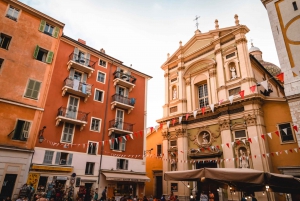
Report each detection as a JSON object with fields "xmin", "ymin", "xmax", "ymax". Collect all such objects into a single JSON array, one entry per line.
[
  {"xmin": 46, "ymin": 51, "xmax": 54, "ymax": 64},
  {"xmin": 33, "ymin": 45, "xmax": 40, "ymax": 59},
  {"xmin": 25, "ymin": 80, "xmax": 34, "ymax": 97},
  {"xmin": 32, "ymin": 81, "xmax": 41, "ymax": 99},
  {"xmin": 39, "ymin": 20, "xmax": 46, "ymax": 32},
  {"xmin": 53, "ymin": 27, "xmax": 60, "ymax": 38}
]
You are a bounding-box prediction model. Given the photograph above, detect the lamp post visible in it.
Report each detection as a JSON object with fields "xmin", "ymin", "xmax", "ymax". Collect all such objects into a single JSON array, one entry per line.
[
  {"xmin": 265, "ymin": 185, "xmax": 270, "ymax": 201},
  {"xmin": 38, "ymin": 126, "xmax": 46, "ymax": 143}
]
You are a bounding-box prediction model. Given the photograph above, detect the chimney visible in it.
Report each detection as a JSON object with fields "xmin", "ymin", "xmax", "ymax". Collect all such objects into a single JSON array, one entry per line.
[
  {"xmin": 100, "ymin": 48, "xmax": 105, "ymax": 54},
  {"xmin": 78, "ymin": 39, "xmax": 86, "ymax": 45}
]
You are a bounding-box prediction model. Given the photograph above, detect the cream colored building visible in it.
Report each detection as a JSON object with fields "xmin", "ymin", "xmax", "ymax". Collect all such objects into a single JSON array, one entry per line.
[
  {"xmin": 156, "ymin": 16, "xmax": 299, "ymax": 201},
  {"xmin": 261, "ymin": 0, "xmax": 300, "ymax": 146}
]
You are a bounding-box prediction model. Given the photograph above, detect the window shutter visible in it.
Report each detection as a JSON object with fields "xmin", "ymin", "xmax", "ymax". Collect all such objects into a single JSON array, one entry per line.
[
  {"xmin": 126, "ymin": 71, "xmax": 131, "ymax": 81},
  {"xmin": 95, "ymin": 90, "xmax": 99, "ymax": 101},
  {"xmin": 125, "ymin": 88, "xmax": 129, "ymax": 98},
  {"xmin": 73, "ymin": 47, "xmax": 79, "ymax": 61},
  {"xmin": 116, "ymin": 158, "xmax": 120, "ymax": 169},
  {"xmin": 32, "ymin": 81, "xmax": 41, "ymax": 99},
  {"xmin": 33, "ymin": 45, "xmax": 40, "ymax": 59},
  {"xmin": 68, "ymin": 153, "xmax": 73, "ymax": 165},
  {"xmin": 55, "ymin": 152, "xmax": 61, "ymax": 164},
  {"xmin": 52, "ymin": 27, "xmax": 60, "ymax": 38},
  {"xmin": 46, "ymin": 51, "xmax": 54, "ymax": 64},
  {"xmin": 43, "ymin": 151, "xmax": 54, "ymax": 164},
  {"xmin": 22, "ymin": 121, "xmax": 31, "ymax": 139},
  {"xmin": 39, "ymin": 20, "xmax": 46, "ymax": 32},
  {"xmin": 110, "ymin": 134, "xmax": 114, "ymax": 149},
  {"xmin": 25, "ymin": 80, "xmax": 34, "ymax": 98},
  {"xmin": 116, "ymin": 67, "xmax": 121, "ymax": 78},
  {"xmin": 85, "ymin": 53, "xmax": 90, "ymax": 66},
  {"xmin": 69, "ymin": 68, "xmax": 75, "ymax": 79},
  {"xmin": 125, "ymin": 160, "xmax": 128, "ymax": 170},
  {"xmin": 82, "ymin": 73, "xmax": 87, "ymax": 83},
  {"xmin": 121, "ymin": 138, "xmax": 126, "ymax": 151}
]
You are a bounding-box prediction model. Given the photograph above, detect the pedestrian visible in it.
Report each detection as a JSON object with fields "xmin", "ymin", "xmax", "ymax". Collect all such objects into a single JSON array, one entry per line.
[
  {"xmin": 208, "ymin": 191, "xmax": 214, "ymax": 201},
  {"xmin": 169, "ymin": 192, "xmax": 175, "ymax": 201},
  {"xmin": 27, "ymin": 184, "xmax": 35, "ymax": 201},
  {"xmin": 174, "ymin": 196, "xmax": 179, "ymax": 201},
  {"xmin": 149, "ymin": 195, "xmax": 153, "ymax": 201},
  {"xmin": 93, "ymin": 188, "xmax": 98, "ymax": 201},
  {"xmin": 36, "ymin": 194, "xmax": 48, "ymax": 201},
  {"xmin": 101, "ymin": 187, "xmax": 107, "ymax": 201},
  {"xmin": 240, "ymin": 195, "xmax": 246, "ymax": 201},
  {"xmin": 161, "ymin": 195, "xmax": 166, "ymax": 201},
  {"xmin": 199, "ymin": 192, "xmax": 208, "ymax": 201},
  {"xmin": 250, "ymin": 194, "xmax": 257, "ymax": 201},
  {"xmin": 143, "ymin": 196, "xmax": 148, "ymax": 201}
]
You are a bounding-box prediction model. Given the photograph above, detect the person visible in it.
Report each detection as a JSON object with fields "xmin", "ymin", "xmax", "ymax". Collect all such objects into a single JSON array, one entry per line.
[
  {"xmin": 27, "ymin": 184, "xmax": 35, "ymax": 201},
  {"xmin": 5, "ymin": 197, "xmax": 12, "ymax": 201},
  {"xmin": 161, "ymin": 195, "xmax": 166, "ymax": 201},
  {"xmin": 174, "ymin": 196, "xmax": 179, "ymax": 201},
  {"xmin": 143, "ymin": 196, "xmax": 148, "ymax": 201},
  {"xmin": 240, "ymin": 195, "xmax": 246, "ymax": 201},
  {"xmin": 36, "ymin": 194, "xmax": 48, "ymax": 201},
  {"xmin": 250, "ymin": 194, "xmax": 257, "ymax": 201},
  {"xmin": 19, "ymin": 184, "xmax": 28, "ymax": 199},
  {"xmin": 93, "ymin": 188, "xmax": 98, "ymax": 201},
  {"xmin": 208, "ymin": 191, "xmax": 214, "ymax": 201},
  {"xmin": 202, "ymin": 133, "xmax": 209, "ymax": 144},
  {"xmin": 149, "ymin": 195, "xmax": 153, "ymax": 201},
  {"xmin": 169, "ymin": 192, "xmax": 175, "ymax": 201},
  {"xmin": 101, "ymin": 187, "xmax": 107, "ymax": 201},
  {"xmin": 16, "ymin": 196, "xmax": 22, "ymax": 201},
  {"xmin": 199, "ymin": 192, "xmax": 208, "ymax": 201}
]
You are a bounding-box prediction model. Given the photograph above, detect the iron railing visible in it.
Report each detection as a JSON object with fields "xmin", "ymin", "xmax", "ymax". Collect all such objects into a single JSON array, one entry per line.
[
  {"xmin": 109, "ymin": 119, "xmax": 134, "ymax": 132},
  {"xmin": 57, "ymin": 107, "xmax": 89, "ymax": 122},
  {"xmin": 113, "ymin": 70, "xmax": 137, "ymax": 84},
  {"xmin": 69, "ymin": 53, "xmax": 96, "ymax": 69},
  {"xmin": 64, "ymin": 77, "xmax": 92, "ymax": 95},
  {"xmin": 112, "ymin": 94, "xmax": 135, "ymax": 106}
]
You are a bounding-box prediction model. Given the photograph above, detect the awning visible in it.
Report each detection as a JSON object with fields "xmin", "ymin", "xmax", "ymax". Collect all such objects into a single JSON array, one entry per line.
[
  {"xmin": 103, "ymin": 172, "xmax": 150, "ymax": 182},
  {"xmin": 31, "ymin": 164, "xmax": 73, "ymax": 172}
]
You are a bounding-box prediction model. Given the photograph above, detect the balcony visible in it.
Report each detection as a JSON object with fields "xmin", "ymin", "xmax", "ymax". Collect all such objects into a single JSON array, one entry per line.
[
  {"xmin": 62, "ymin": 77, "xmax": 92, "ymax": 102},
  {"xmin": 67, "ymin": 53, "xmax": 96, "ymax": 78},
  {"xmin": 111, "ymin": 94, "xmax": 135, "ymax": 114},
  {"xmin": 56, "ymin": 107, "xmax": 89, "ymax": 131},
  {"xmin": 113, "ymin": 70, "xmax": 136, "ymax": 92},
  {"xmin": 108, "ymin": 119, "xmax": 134, "ymax": 136}
]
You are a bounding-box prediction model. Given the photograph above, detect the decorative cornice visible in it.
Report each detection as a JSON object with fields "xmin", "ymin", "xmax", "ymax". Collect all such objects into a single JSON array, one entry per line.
[
  {"xmin": 177, "ymin": 67, "xmax": 185, "ymax": 71},
  {"xmin": 218, "ymin": 119, "xmax": 230, "ymax": 131},
  {"xmin": 214, "ymin": 48, "xmax": 222, "ymax": 55},
  {"xmin": 175, "ymin": 128, "xmax": 187, "ymax": 138},
  {"xmin": 164, "ymin": 73, "xmax": 169, "ymax": 77},
  {"xmin": 217, "ymin": 77, "xmax": 257, "ymax": 92},
  {"xmin": 209, "ymin": 69, "xmax": 217, "ymax": 77},
  {"xmin": 243, "ymin": 114, "xmax": 257, "ymax": 126},
  {"xmin": 235, "ymin": 38, "xmax": 248, "ymax": 45}
]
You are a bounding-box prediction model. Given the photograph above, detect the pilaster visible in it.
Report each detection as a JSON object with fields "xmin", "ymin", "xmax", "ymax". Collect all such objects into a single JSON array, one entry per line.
[
  {"xmin": 219, "ymin": 119, "xmax": 235, "ymax": 168},
  {"xmin": 215, "ymin": 44, "xmax": 226, "ymax": 100}
]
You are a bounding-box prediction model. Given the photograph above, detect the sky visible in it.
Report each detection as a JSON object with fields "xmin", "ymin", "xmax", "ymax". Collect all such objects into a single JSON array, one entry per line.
[{"xmin": 20, "ymin": 0, "xmax": 279, "ymax": 127}]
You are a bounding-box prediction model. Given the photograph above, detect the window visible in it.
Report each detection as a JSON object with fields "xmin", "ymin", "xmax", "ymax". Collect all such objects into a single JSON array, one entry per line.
[
  {"xmin": 37, "ymin": 176, "xmax": 48, "ymax": 191},
  {"xmin": 99, "ymin": 59, "xmax": 107, "ymax": 67},
  {"xmin": 24, "ymin": 79, "xmax": 41, "ymax": 100},
  {"xmin": 97, "ymin": 72, "xmax": 106, "ymax": 83},
  {"xmin": 43, "ymin": 151, "xmax": 54, "ymax": 164},
  {"xmin": 157, "ymin": 144, "xmax": 162, "ymax": 156},
  {"xmin": 0, "ymin": 33, "xmax": 12, "ymax": 50},
  {"xmin": 198, "ymin": 83, "xmax": 209, "ymax": 108},
  {"xmin": 85, "ymin": 162, "xmax": 95, "ymax": 175},
  {"xmin": 61, "ymin": 123, "xmax": 74, "ymax": 143},
  {"xmin": 90, "ymin": 118, "xmax": 101, "ymax": 132},
  {"xmin": 170, "ymin": 140, "xmax": 177, "ymax": 148},
  {"xmin": 55, "ymin": 152, "xmax": 73, "ymax": 165},
  {"xmin": 293, "ymin": 1, "xmax": 298, "ymax": 10},
  {"xmin": 234, "ymin": 130, "xmax": 246, "ymax": 139},
  {"xmin": 94, "ymin": 89, "xmax": 104, "ymax": 102},
  {"xmin": 278, "ymin": 123, "xmax": 295, "ymax": 143},
  {"xmin": 110, "ymin": 133, "xmax": 126, "ymax": 151},
  {"xmin": 6, "ymin": 6, "xmax": 19, "ymax": 21},
  {"xmin": 88, "ymin": 142, "xmax": 98, "ymax": 155},
  {"xmin": 226, "ymin": 52, "xmax": 235, "ymax": 59},
  {"xmin": 33, "ymin": 45, "xmax": 54, "ymax": 64},
  {"xmin": 116, "ymin": 159, "xmax": 128, "ymax": 170},
  {"xmin": 12, "ymin": 120, "xmax": 31, "ymax": 141},
  {"xmin": 38, "ymin": 20, "xmax": 60, "ymax": 38},
  {"xmin": 229, "ymin": 87, "xmax": 241, "ymax": 96},
  {"xmin": 0, "ymin": 58, "xmax": 4, "ymax": 70}
]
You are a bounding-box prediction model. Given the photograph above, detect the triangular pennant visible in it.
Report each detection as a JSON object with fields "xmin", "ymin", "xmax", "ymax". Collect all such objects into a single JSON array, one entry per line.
[
  {"xmin": 179, "ymin": 116, "xmax": 183, "ymax": 124},
  {"xmin": 209, "ymin": 104, "xmax": 215, "ymax": 113},
  {"xmin": 231, "ymin": 142, "xmax": 235, "ymax": 146},
  {"xmin": 229, "ymin": 95, "xmax": 234, "ymax": 104},
  {"xmin": 250, "ymin": 85, "xmax": 256, "ymax": 93},
  {"xmin": 160, "ymin": 123, "xmax": 163, "ymax": 130},
  {"xmin": 134, "ymin": 132, "xmax": 138, "ymax": 138},
  {"xmin": 294, "ymin": 148, "xmax": 298, "ymax": 153},
  {"xmin": 201, "ymin": 107, "xmax": 205, "ymax": 115},
  {"xmin": 282, "ymin": 128, "xmax": 288, "ymax": 135},
  {"xmin": 293, "ymin": 125, "xmax": 298, "ymax": 132},
  {"xmin": 139, "ymin": 130, "xmax": 143, "ymax": 137},
  {"xmin": 242, "ymin": 139, "xmax": 246, "ymax": 144},
  {"xmin": 289, "ymin": 149, "xmax": 293, "ymax": 153},
  {"xmin": 167, "ymin": 121, "xmax": 170, "ymax": 128},
  {"xmin": 253, "ymin": 136, "xmax": 258, "ymax": 142},
  {"xmin": 284, "ymin": 150, "xmax": 288, "ymax": 154},
  {"xmin": 261, "ymin": 80, "xmax": 268, "ymax": 90},
  {"xmin": 267, "ymin": 133, "xmax": 272, "ymax": 139},
  {"xmin": 221, "ymin": 144, "xmax": 224, "ymax": 148},
  {"xmin": 239, "ymin": 90, "xmax": 245, "ymax": 99},
  {"xmin": 126, "ymin": 135, "xmax": 130, "ymax": 140},
  {"xmin": 186, "ymin": 113, "xmax": 190, "ymax": 120},
  {"xmin": 261, "ymin": 134, "xmax": 265, "ymax": 140},
  {"xmin": 275, "ymin": 152, "xmax": 278, "ymax": 156},
  {"xmin": 115, "ymin": 138, "xmax": 118, "ymax": 144},
  {"xmin": 226, "ymin": 143, "xmax": 230, "ymax": 148},
  {"xmin": 150, "ymin": 127, "xmax": 153, "ymax": 133},
  {"xmin": 266, "ymin": 153, "xmax": 269, "ymax": 157},
  {"xmin": 102, "ymin": 141, "xmax": 104, "ymax": 146},
  {"xmin": 193, "ymin": 110, "xmax": 197, "ymax": 118},
  {"xmin": 109, "ymin": 139, "xmax": 112, "ymax": 146},
  {"xmin": 236, "ymin": 140, "xmax": 240, "ymax": 145},
  {"xmin": 248, "ymin": 138, "xmax": 252, "ymax": 143},
  {"xmin": 275, "ymin": 131, "xmax": 279, "ymax": 137},
  {"xmin": 219, "ymin": 99, "xmax": 224, "ymax": 105},
  {"xmin": 276, "ymin": 72, "xmax": 284, "ymax": 82},
  {"xmin": 122, "ymin": 136, "xmax": 127, "ymax": 141},
  {"xmin": 262, "ymin": 154, "xmax": 266, "ymax": 158},
  {"xmin": 129, "ymin": 134, "xmax": 133, "ymax": 139},
  {"xmin": 172, "ymin": 118, "xmax": 176, "ymax": 126}
]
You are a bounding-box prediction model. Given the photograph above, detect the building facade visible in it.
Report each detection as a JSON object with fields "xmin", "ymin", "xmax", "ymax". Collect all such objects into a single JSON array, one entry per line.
[
  {"xmin": 261, "ymin": 0, "xmax": 300, "ymax": 147},
  {"xmin": 156, "ymin": 16, "xmax": 300, "ymax": 201},
  {"xmin": 29, "ymin": 34, "xmax": 151, "ymax": 200},
  {"xmin": 0, "ymin": 0, "xmax": 64, "ymax": 200}
]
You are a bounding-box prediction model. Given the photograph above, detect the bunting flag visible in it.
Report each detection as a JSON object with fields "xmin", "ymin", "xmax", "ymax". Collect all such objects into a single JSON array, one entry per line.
[
  {"xmin": 160, "ymin": 123, "xmax": 163, "ymax": 130},
  {"xmin": 282, "ymin": 128, "xmax": 287, "ymax": 135},
  {"xmin": 115, "ymin": 138, "xmax": 118, "ymax": 144},
  {"xmin": 210, "ymin": 104, "xmax": 215, "ymax": 113},
  {"xmin": 219, "ymin": 99, "xmax": 224, "ymax": 105},
  {"xmin": 150, "ymin": 127, "xmax": 153, "ymax": 133},
  {"xmin": 250, "ymin": 85, "xmax": 256, "ymax": 93},
  {"xmin": 267, "ymin": 133, "xmax": 272, "ymax": 139},
  {"xmin": 193, "ymin": 110, "xmax": 197, "ymax": 118},
  {"xmin": 276, "ymin": 72, "xmax": 284, "ymax": 82},
  {"xmin": 293, "ymin": 125, "xmax": 298, "ymax": 132},
  {"xmin": 294, "ymin": 148, "xmax": 298, "ymax": 153},
  {"xmin": 201, "ymin": 107, "xmax": 205, "ymax": 115},
  {"xmin": 253, "ymin": 136, "xmax": 258, "ymax": 142},
  {"xmin": 275, "ymin": 131, "xmax": 280, "ymax": 137},
  {"xmin": 229, "ymin": 95, "xmax": 234, "ymax": 104},
  {"xmin": 172, "ymin": 118, "xmax": 176, "ymax": 126},
  {"xmin": 179, "ymin": 116, "xmax": 183, "ymax": 124},
  {"xmin": 122, "ymin": 136, "xmax": 127, "ymax": 141},
  {"xmin": 140, "ymin": 130, "xmax": 143, "ymax": 137},
  {"xmin": 226, "ymin": 143, "xmax": 230, "ymax": 148},
  {"xmin": 248, "ymin": 138, "xmax": 252, "ymax": 143},
  {"xmin": 126, "ymin": 135, "xmax": 131, "ymax": 140},
  {"xmin": 285, "ymin": 150, "xmax": 288, "ymax": 154},
  {"xmin": 134, "ymin": 132, "xmax": 138, "ymax": 138},
  {"xmin": 186, "ymin": 113, "xmax": 190, "ymax": 120},
  {"xmin": 242, "ymin": 139, "xmax": 246, "ymax": 144},
  {"xmin": 155, "ymin": 125, "xmax": 159, "ymax": 132},
  {"xmin": 167, "ymin": 121, "xmax": 170, "ymax": 128},
  {"xmin": 221, "ymin": 144, "xmax": 224, "ymax": 148},
  {"xmin": 289, "ymin": 149, "xmax": 293, "ymax": 153},
  {"xmin": 261, "ymin": 134, "xmax": 265, "ymax": 140},
  {"xmin": 261, "ymin": 80, "xmax": 268, "ymax": 90},
  {"xmin": 129, "ymin": 134, "xmax": 133, "ymax": 139},
  {"xmin": 239, "ymin": 90, "xmax": 245, "ymax": 99}
]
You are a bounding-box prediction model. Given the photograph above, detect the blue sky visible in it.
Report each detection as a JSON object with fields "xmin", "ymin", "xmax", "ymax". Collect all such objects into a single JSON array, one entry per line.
[{"xmin": 20, "ymin": 0, "xmax": 279, "ymax": 127}]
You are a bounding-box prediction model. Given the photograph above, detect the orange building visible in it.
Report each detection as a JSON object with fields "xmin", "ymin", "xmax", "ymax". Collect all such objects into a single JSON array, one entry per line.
[
  {"xmin": 0, "ymin": 0, "xmax": 64, "ymax": 199},
  {"xmin": 28, "ymin": 34, "xmax": 151, "ymax": 199}
]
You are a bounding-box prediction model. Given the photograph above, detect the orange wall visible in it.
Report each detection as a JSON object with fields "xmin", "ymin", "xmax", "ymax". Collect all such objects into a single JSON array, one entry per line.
[
  {"xmin": 145, "ymin": 130, "xmax": 163, "ymax": 196},
  {"xmin": 263, "ymin": 101, "xmax": 300, "ymax": 173},
  {"xmin": 36, "ymin": 39, "xmax": 146, "ymax": 158}
]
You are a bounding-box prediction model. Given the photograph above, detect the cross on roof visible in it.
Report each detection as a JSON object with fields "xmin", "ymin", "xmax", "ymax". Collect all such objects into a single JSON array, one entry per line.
[{"xmin": 194, "ymin": 15, "xmax": 200, "ymax": 30}]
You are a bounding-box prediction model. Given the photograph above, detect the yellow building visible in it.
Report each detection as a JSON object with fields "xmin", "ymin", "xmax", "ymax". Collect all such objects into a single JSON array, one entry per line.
[{"xmin": 152, "ymin": 16, "xmax": 300, "ymax": 201}]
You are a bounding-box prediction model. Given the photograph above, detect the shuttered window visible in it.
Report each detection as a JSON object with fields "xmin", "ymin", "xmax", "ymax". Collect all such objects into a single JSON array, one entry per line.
[
  {"xmin": 38, "ymin": 20, "xmax": 60, "ymax": 38},
  {"xmin": 24, "ymin": 79, "xmax": 41, "ymax": 100},
  {"xmin": 97, "ymin": 72, "xmax": 105, "ymax": 83},
  {"xmin": 94, "ymin": 89, "xmax": 104, "ymax": 102},
  {"xmin": 33, "ymin": 45, "xmax": 54, "ymax": 64},
  {"xmin": 85, "ymin": 162, "xmax": 95, "ymax": 175},
  {"xmin": 116, "ymin": 159, "xmax": 128, "ymax": 170},
  {"xmin": 90, "ymin": 118, "xmax": 101, "ymax": 132},
  {"xmin": 88, "ymin": 142, "xmax": 97, "ymax": 155},
  {"xmin": 12, "ymin": 120, "xmax": 31, "ymax": 141},
  {"xmin": 43, "ymin": 151, "xmax": 54, "ymax": 164},
  {"xmin": 6, "ymin": 6, "xmax": 19, "ymax": 21},
  {"xmin": 61, "ymin": 123, "xmax": 74, "ymax": 143}
]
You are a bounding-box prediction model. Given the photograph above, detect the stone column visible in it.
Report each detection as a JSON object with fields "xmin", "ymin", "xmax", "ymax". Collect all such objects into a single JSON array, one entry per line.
[
  {"xmin": 215, "ymin": 44, "xmax": 226, "ymax": 100},
  {"xmin": 185, "ymin": 78, "xmax": 192, "ymax": 112},
  {"xmin": 178, "ymin": 66, "xmax": 186, "ymax": 113},
  {"xmin": 208, "ymin": 67, "xmax": 217, "ymax": 104},
  {"xmin": 163, "ymin": 71, "xmax": 169, "ymax": 117},
  {"xmin": 162, "ymin": 131, "xmax": 169, "ymax": 196},
  {"xmin": 219, "ymin": 118, "xmax": 235, "ymax": 168}
]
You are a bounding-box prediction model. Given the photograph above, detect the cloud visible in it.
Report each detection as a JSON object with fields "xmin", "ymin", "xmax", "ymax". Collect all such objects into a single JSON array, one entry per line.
[{"xmin": 153, "ymin": 3, "xmax": 162, "ymax": 11}]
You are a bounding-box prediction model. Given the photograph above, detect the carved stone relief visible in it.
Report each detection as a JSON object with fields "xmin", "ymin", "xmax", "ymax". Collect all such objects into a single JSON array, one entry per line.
[
  {"xmin": 243, "ymin": 114, "xmax": 257, "ymax": 126},
  {"xmin": 219, "ymin": 119, "xmax": 230, "ymax": 131}
]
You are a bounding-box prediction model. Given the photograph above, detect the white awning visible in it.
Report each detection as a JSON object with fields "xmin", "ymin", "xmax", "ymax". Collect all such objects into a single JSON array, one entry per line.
[{"xmin": 103, "ymin": 172, "xmax": 150, "ymax": 182}]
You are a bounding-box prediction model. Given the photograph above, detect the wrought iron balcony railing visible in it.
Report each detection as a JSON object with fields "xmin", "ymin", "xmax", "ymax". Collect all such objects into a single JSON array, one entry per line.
[
  {"xmin": 113, "ymin": 70, "xmax": 137, "ymax": 84},
  {"xmin": 57, "ymin": 107, "xmax": 89, "ymax": 122},
  {"xmin": 109, "ymin": 119, "xmax": 134, "ymax": 132},
  {"xmin": 112, "ymin": 94, "xmax": 136, "ymax": 106},
  {"xmin": 63, "ymin": 77, "xmax": 92, "ymax": 95},
  {"xmin": 69, "ymin": 53, "xmax": 96, "ymax": 69}
]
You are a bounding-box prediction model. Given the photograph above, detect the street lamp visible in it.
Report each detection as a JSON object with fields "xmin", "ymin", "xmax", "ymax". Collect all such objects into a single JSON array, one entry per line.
[{"xmin": 38, "ymin": 126, "xmax": 46, "ymax": 143}]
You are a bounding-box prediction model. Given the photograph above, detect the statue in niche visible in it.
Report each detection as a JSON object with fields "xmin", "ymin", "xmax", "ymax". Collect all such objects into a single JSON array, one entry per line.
[
  {"xmin": 238, "ymin": 147, "xmax": 249, "ymax": 168},
  {"xmin": 172, "ymin": 87, "xmax": 177, "ymax": 100},
  {"xmin": 230, "ymin": 66, "xmax": 237, "ymax": 79},
  {"xmin": 198, "ymin": 131, "xmax": 210, "ymax": 145}
]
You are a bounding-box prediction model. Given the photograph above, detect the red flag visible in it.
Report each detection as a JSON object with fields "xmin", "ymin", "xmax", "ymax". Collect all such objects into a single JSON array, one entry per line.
[
  {"xmin": 150, "ymin": 127, "xmax": 153, "ymax": 133},
  {"xmin": 139, "ymin": 130, "xmax": 143, "ymax": 137},
  {"xmin": 248, "ymin": 138, "xmax": 252, "ymax": 143},
  {"xmin": 201, "ymin": 107, "xmax": 205, "ymax": 115},
  {"xmin": 236, "ymin": 140, "xmax": 240, "ymax": 145},
  {"xmin": 186, "ymin": 113, "xmax": 190, "ymax": 120},
  {"xmin": 160, "ymin": 123, "xmax": 163, "ymax": 130},
  {"xmin": 207, "ymin": 147, "xmax": 210, "ymax": 151},
  {"xmin": 118, "ymin": 137, "xmax": 122, "ymax": 142},
  {"xmin": 271, "ymin": 153, "xmax": 274, "ymax": 157},
  {"xmin": 276, "ymin": 72, "xmax": 284, "ymax": 82},
  {"xmin": 216, "ymin": 145, "xmax": 220, "ymax": 150},
  {"xmin": 172, "ymin": 119, "xmax": 176, "ymax": 126},
  {"xmin": 261, "ymin": 134, "xmax": 265, "ymax": 140},
  {"xmin": 239, "ymin": 90, "xmax": 245, "ymax": 99},
  {"xmin": 289, "ymin": 149, "xmax": 293, "ymax": 153},
  {"xmin": 134, "ymin": 132, "xmax": 138, "ymax": 138},
  {"xmin": 250, "ymin": 85, "xmax": 256, "ymax": 93},
  {"xmin": 293, "ymin": 125, "xmax": 298, "ymax": 132},
  {"xmin": 226, "ymin": 143, "xmax": 230, "ymax": 148},
  {"xmin": 275, "ymin": 131, "xmax": 279, "ymax": 137},
  {"xmin": 126, "ymin": 135, "xmax": 130, "ymax": 140},
  {"xmin": 262, "ymin": 154, "xmax": 266, "ymax": 158},
  {"xmin": 180, "ymin": 151, "xmax": 184, "ymax": 153},
  {"xmin": 254, "ymin": 155, "xmax": 257, "ymax": 158}
]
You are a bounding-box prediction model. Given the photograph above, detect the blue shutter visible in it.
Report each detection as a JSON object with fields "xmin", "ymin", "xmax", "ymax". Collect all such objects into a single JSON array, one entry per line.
[
  {"xmin": 55, "ymin": 152, "xmax": 61, "ymax": 164},
  {"xmin": 68, "ymin": 153, "xmax": 73, "ymax": 165}
]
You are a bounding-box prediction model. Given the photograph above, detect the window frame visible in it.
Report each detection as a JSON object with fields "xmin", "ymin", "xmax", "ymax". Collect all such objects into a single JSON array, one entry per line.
[
  {"xmin": 99, "ymin": 59, "xmax": 107, "ymax": 68},
  {"xmin": 60, "ymin": 122, "xmax": 75, "ymax": 143},
  {"xmin": 234, "ymin": 130, "xmax": 247, "ymax": 140},
  {"xmin": 5, "ymin": 5, "xmax": 20, "ymax": 21},
  {"xmin": 96, "ymin": 71, "xmax": 106, "ymax": 84},
  {"xmin": 110, "ymin": 133, "xmax": 126, "ymax": 151},
  {"xmin": 85, "ymin": 162, "xmax": 95, "ymax": 175},
  {"xmin": 169, "ymin": 140, "xmax": 177, "ymax": 148},
  {"xmin": 94, "ymin": 88, "xmax": 104, "ymax": 103},
  {"xmin": 116, "ymin": 159, "xmax": 128, "ymax": 170},
  {"xmin": 0, "ymin": 33, "xmax": 12, "ymax": 50},
  {"xmin": 12, "ymin": 119, "xmax": 32, "ymax": 141},
  {"xmin": 90, "ymin": 117, "xmax": 101, "ymax": 132},
  {"xmin": 43, "ymin": 150, "xmax": 54, "ymax": 164},
  {"xmin": 23, "ymin": 79, "xmax": 42, "ymax": 100},
  {"xmin": 157, "ymin": 144, "xmax": 162, "ymax": 156},
  {"xmin": 277, "ymin": 122, "xmax": 296, "ymax": 144},
  {"xmin": 87, "ymin": 141, "xmax": 98, "ymax": 155},
  {"xmin": 197, "ymin": 83, "xmax": 209, "ymax": 108},
  {"xmin": 0, "ymin": 58, "xmax": 4, "ymax": 72}
]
